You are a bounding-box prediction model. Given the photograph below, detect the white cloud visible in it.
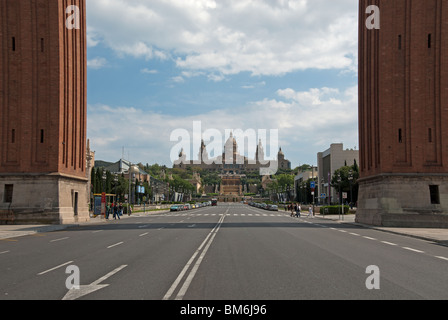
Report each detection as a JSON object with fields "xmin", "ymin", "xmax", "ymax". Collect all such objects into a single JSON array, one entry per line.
[
  {"xmin": 87, "ymin": 85, "xmax": 358, "ymax": 167},
  {"xmin": 86, "ymin": 0, "xmax": 358, "ymax": 76},
  {"xmin": 87, "ymin": 57, "xmax": 108, "ymax": 69},
  {"xmin": 171, "ymin": 76, "xmax": 185, "ymax": 83},
  {"xmin": 141, "ymin": 68, "xmax": 158, "ymax": 74}
]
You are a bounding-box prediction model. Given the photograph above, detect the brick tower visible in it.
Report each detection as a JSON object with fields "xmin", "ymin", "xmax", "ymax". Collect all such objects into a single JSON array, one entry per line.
[
  {"xmin": 357, "ymin": 0, "xmax": 448, "ymax": 227},
  {"xmin": 0, "ymin": 0, "xmax": 89, "ymax": 224}
]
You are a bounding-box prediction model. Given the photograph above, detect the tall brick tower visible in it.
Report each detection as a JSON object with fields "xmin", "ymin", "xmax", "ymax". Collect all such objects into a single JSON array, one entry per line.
[
  {"xmin": 357, "ymin": 0, "xmax": 448, "ymax": 227},
  {"xmin": 0, "ymin": 0, "xmax": 88, "ymax": 224}
]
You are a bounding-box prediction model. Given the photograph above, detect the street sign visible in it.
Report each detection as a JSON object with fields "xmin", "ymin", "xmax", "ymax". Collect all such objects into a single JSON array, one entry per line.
[
  {"xmin": 310, "ymin": 181, "xmax": 315, "ymax": 189},
  {"xmin": 343, "ymin": 192, "xmax": 348, "ymax": 199}
]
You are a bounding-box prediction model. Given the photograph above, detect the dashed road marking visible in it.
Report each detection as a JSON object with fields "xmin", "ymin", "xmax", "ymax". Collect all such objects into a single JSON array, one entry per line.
[{"xmin": 402, "ymin": 247, "xmax": 424, "ymax": 254}]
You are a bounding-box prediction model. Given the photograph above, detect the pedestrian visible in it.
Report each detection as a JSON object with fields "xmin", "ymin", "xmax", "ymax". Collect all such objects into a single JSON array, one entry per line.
[
  {"xmin": 119, "ymin": 203, "xmax": 123, "ymax": 216},
  {"xmin": 308, "ymin": 206, "xmax": 313, "ymax": 218},
  {"xmin": 295, "ymin": 203, "xmax": 300, "ymax": 218},
  {"xmin": 113, "ymin": 203, "xmax": 120, "ymax": 220}
]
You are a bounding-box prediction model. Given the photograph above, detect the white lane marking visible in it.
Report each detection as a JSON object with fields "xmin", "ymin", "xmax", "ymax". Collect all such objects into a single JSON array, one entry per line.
[
  {"xmin": 163, "ymin": 210, "xmax": 227, "ymax": 300},
  {"xmin": 402, "ymin": 247, "xmax": 424, "ymax": 253},
  {"xmin": 435, "ymin": 256, "xmax": 448, "ymax": 261},
  {"xmin": 62, "ymin": 265, "xmax": 127, "ymax": 300},
  {"xmin": 0, "ymin": 250, "xmax": 10, "ymax": 255},
  {"xmin": 50, "ymin": 237, "xmax": 69, "ymax": 243},
  {"xmin": 363, "ymin": 236, "xmax": 377, "ymax": 241},
  {"xmin": 139, "ymin": 232, "xmax": 149, "ymax": 237},
  {"xmin": 175, "ymin": 214, "xmax": 226, "ymax": 300},
  {"xmin": 349, "ymin": 232, "xmax": 360, "ymax": 236},
  {"xmin": 381, "ymin": 241, "xmax": 398, "ymax": 246},
  {"xmin": 107, "ymin": 242, "xmax": 124, "ymax": 249},
  {"xmin": 38, "ymin": 261, "xmax": 74, "ymax": 276}
]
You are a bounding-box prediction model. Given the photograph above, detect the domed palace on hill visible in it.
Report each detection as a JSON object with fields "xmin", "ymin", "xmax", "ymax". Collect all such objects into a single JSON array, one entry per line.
[{"xmin": 173, "ymin": 133, "xmax": 291, "ymax": 175}]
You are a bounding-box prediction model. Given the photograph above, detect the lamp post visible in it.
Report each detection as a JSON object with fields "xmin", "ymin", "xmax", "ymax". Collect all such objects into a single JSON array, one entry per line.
[
  {"xmin": 102, "ymin": 170, "xmax": 107, "ymax": 218},
  {"xmin": 348, "ymin": 170, "xmax": 353, "ymax": 209},
  {"xmin": 128, "ymin": 163, "xmax": 139, "ymax": 210},
  {"xmin": 337, "ymin": 173, "xmax": 343, "ymax": 220},
  {"xmin": 114, "ymin": 174, "xmax": 118, "ymax": 203}
]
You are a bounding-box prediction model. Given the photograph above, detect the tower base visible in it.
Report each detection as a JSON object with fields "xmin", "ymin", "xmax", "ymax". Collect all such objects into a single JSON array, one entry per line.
[
  {"xmin": 0, "ymin": 173, "xmax": 90, "ymax": 225},
  {"xmin": 356, "ymin": 174, "xmax": 448, "ymax": 228}
]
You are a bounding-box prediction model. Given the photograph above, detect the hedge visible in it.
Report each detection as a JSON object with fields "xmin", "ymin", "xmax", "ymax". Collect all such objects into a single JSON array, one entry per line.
[{"xmin": 321, "ymin": 205, "xmax": 350, "ymax": 215}]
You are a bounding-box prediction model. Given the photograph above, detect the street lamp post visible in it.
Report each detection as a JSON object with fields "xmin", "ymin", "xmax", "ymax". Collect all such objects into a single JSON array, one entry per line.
[
  {"xmin": 114, "ymin": 174, "xmax": 118, "ymax": 203},
  {"xmin": 348, "ymin": 170, "xmax": 353, "ymax": 209},
  {"xmin": 102, "ymin": 170, "xmax": 107, "ymax": 218},
  {"xmin": 337, "ymin": 173, "xmax": 343, "ymax": 221}
]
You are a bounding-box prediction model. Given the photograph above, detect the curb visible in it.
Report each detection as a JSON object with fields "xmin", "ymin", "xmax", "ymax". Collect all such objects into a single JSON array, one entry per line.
[{"xmin": 314, "ymin": 215, "xmax": 448, "ymax": 246}]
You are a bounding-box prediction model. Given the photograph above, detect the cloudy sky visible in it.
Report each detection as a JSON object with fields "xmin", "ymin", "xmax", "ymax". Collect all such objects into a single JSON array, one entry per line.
[{"xmin": 86, "ymin": 0, "xmax": 360, "ymax": 168}]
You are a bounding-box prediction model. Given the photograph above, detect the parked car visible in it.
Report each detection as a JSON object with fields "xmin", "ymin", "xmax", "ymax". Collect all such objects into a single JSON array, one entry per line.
[
  {"xmin": 170, "ymin": 205, "xmax": 180, "ymax": 212},
  {"xmin": 267, "ymin": 204, "xmax": 278, "ymax": 211}
]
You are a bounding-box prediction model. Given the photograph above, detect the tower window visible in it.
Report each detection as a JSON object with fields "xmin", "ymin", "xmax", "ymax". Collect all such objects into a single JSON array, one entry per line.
[
  {"xmin": 428, "ymin": 34, "xmax": 432, "ymax": 48},
  {"xmin": 41, "ymin": 38, "xmax": 44, "ymax": 52},
  {"xmin": 398, "ymin": 129, "xmax": 403, "ymax": 143},
  {"xmin": 398, "ymin": 35, "xmax": 402, "ymax": 50},
  {"xmin": 11, "ymin": 129, "xmax": 15, "ymax": 143},
  {"xmin": 12, "ymin": 37, "xmax": 16, "ymax": 51},
  {"xmin": 4, "ymin": 185, "xmax": 13, "ymax": 203},
  {"xmin": 40, "ymin": 129, "xmax": 44, "ymax": 143},
  {"xmin": 428, "ymin": 128, "xmax": 432, "ymax": 143},
  {"xmin": 429, "ymin": 185, "xmax": 440, "ymax": 205}
]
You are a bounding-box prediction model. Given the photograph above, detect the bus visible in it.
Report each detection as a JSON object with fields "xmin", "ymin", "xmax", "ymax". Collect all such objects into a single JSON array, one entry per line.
[{"xmin": 211, "ymin": 198, "xmax": 218, "ymax": 206}]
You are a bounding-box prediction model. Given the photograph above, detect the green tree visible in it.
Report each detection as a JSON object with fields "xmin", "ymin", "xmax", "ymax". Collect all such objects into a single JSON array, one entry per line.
[{"xmin": 331, "ymin": 164, "xmax": 359, "ymax": 204}]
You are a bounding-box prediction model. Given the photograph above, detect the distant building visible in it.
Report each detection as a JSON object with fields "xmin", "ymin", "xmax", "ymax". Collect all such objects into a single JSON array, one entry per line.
[
  {"xmin": 173, "ymin": 133, "xmax": 291, "ymax": 175},
  {"xmin": 317, "ymin": 144, "xmax": 359, "ymax": 205},
  {"xmin": 99, "ymin": 159, "xmax": 149, "ymax": 183},
  {"xmin": 294, "ymin": 168, "xmax": 318, "ymax": 203}
]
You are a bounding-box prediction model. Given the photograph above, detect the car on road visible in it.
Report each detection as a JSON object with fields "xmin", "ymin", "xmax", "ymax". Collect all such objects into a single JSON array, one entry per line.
[
  {"xmin": 170, "ymin": 205, "xmax": 180, "ymax": 212},
  {"xmin": 267, "ymin": 204, "xmax": 278, "ymax": 211}
]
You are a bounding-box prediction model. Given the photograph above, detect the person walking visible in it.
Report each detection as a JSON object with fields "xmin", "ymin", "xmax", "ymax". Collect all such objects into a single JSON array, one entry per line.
[
  {"xmin": 308, "ymin": 206, "xmax": 313, "ymax": 218},
  {"xmin": 113, "ymin": 202, "xmax": 120, "ymax": 220},
  {"xmin": 295, "ymin": 203, "xmax": 301, "ymax": 218}
]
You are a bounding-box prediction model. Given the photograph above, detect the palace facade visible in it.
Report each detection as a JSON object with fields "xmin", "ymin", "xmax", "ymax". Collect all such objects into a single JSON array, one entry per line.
[{"xmin": 173, "ymin": 133, "xmax": 291, "ymax": 175}]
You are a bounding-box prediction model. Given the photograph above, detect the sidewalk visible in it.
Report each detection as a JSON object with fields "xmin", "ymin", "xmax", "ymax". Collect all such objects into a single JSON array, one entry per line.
[
  {"xmin": 0, "ymin": 209, "xmax": 170, "ymax": 240},
  {"xmin": 315, "ymin": 213, "xmax": 448, "ymax": 245}
]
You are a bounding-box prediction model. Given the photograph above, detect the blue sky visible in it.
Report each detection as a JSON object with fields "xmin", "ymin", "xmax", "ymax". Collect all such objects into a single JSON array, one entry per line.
[{"xmin": 86, "ymin": 0, "xmax": 359, "ymax": 169}]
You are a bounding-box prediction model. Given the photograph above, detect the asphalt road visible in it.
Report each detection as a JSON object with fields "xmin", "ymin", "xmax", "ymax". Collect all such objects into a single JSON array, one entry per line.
[{"xmin": 1, "ymin": 203, "xmax": 448, "ymax": 300}]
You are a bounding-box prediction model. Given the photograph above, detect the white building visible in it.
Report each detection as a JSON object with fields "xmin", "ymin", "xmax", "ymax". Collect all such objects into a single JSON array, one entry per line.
[{"xmin": 317, "ymin": 144, "xmax": 359, "ymax": 205}]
